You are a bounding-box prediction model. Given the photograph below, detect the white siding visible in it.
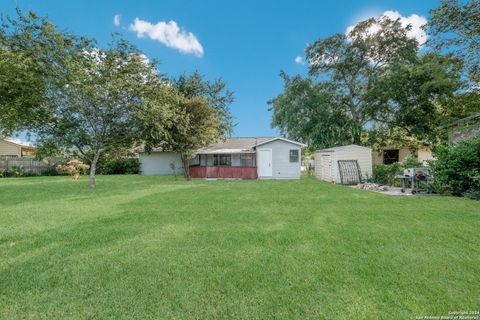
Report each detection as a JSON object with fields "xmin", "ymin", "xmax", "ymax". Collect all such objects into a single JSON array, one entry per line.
[
  {"xmin": 257, "ymin": 140, "xmax": 302, "ymax": 179},
  {"xmin": 333, "ymin": 146, "xmax": 372, "ymax": 183},
  {"xmin": 139, "ymin": 152, "xmax": 184, "ymax": 175},
  {"xmin": 315, "ymin": 152, "xmax": 334, "ymax": 182},
  {"xmin": 315, "ymin": 145, "xmax": 372, "ymax": 183},
  {"xmin": 0, "ymin": 141, "xmax": 21, "ymax": 157}
]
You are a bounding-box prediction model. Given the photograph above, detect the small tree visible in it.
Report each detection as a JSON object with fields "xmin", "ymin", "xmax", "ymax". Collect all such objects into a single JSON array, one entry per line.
[
  {"xmin": 56, "ymin": 160, "xmax": 89, "ymax": 180},
  {"xmin": 167, "ymin": 97, "xmax": 221, "ymax": 180}
]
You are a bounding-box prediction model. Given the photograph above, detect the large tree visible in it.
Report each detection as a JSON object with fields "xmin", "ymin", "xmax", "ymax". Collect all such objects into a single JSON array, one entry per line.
[
  {"xmin": 174, "ymin": 71, "xmax": 234, "ymax": 137},
  {"xmin": 269, "ymin": 72, "xmax": 354, "ymax": 149},
  {"xmin": 365, "ymin": 52, "xmax": 463, "ymax": 146},
  {"xmin": 37, "ymin": 40, "xmax": 161, "ymax": 188},
  {"xmin": 141, "ymin": 73, "xmax": 233, "ymax": 180},
  {"xmin": 270, "ymin": 16, "xmax": 418, "ymax": 147},
  {"xmin": 0, "ymin": 10, "xmax": 90, "ymax": 136},
  {"xmin": 270, "ymin": 15, "xmax": 464, "ymax": 149},
  {"xmin": 427, "ymin": 0, "xmax": 480, "ymax": 85}
]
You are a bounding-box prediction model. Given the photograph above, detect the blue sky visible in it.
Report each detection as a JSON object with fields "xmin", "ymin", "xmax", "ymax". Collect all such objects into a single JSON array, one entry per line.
[{"xmin": 1, "ymin": 0, "xmax": 439, "ymax": 137}]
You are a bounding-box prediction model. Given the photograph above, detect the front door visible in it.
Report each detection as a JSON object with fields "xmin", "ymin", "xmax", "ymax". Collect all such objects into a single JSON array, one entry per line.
[{"xmin": 257, "ymin": 149, "xmax": 272, "ymax": 177}]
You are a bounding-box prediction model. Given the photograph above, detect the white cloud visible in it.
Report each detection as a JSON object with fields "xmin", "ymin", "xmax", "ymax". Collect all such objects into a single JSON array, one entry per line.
[
  {"xmin": 113, "ymin": 14, "xmax": 121, "ymax": 27},
  {"xmin": 346, "ymin": 10, "xmax": 427, "ymax": 45},
  {"xmin": 295, "ymin": 56, "xmax": 305, "ymax": 65},
  {"xmin": 129, "ymin": 18, "xmax": 204, "ymax": 57}
]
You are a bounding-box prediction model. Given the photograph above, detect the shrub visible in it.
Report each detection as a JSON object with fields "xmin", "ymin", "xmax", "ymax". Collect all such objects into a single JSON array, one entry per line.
[
  {"xmin": 401, "ymin": 155, "xmax": 423, "ymax": 168},
  {"xmin": 56, "ymin": 160, "xmax": 90, "ymax": 180},
  {"xmin": 372, "ymin": 153, "xmax": 430, "ymax": 186},
  {"xmin": 372, "ymin": 163, "xmax": 401, "ymax": 185},
  {"xmin": 96, "ymin": 158, "xmax": 139, "ymax": 175},
  {"xmin": 429, "ymin": 138, "xmax": 480, "ymax": 198},
  {"xmin": 0, "ymin": 166, "xmax": 23, "ymax": 178}
]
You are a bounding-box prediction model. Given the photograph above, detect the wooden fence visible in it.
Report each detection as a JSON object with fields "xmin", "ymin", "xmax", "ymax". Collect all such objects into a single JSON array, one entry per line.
[{"xmin": 0, "ymin": 157, "xmax": 63, "ymax": 175}]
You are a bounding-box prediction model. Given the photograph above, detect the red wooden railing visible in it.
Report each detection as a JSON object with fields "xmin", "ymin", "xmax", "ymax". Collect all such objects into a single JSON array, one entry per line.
[{"xmin": 189, "ymin": 166, "xmax": 257, "ymax": 179}]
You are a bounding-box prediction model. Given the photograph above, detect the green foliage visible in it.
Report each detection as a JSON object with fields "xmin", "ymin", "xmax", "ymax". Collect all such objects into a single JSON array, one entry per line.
[
  {"xmin": 97, "ymin": 158, "xmax": 140, "ymax": 175},
  {"xmin": 0, "ymin": 9, "xmax": 91, "ymax": 136},
  {"xmin": 427, "ymin": 0, "xmax": 480, "ymax": 84},
  {"xmin": 174, "ymin": 71, "xmax": 234, "ymax": 137},
  {"xmin": 0, "ymin": 166, "xmax": 23, "ymax": 178},
  {"xmin": 401, "ymin": 155, "xmax": 423, "ymax": 168},
  {"xmin": 142, "ymin": 73, "xmax": 230, "ymax": 180},
  {"xmin": 269, "ymin": 73, "xmax": 354, "ymax": 149},
  {"xmin": 429, "ymin": 138, "xmax": 480, "ymax": 198},
  {"xmin": 368, "ymin": 53, "xmax": 463, "ymax": 145},
  {"xmin": 372, "ymin": 163, "xmax": 402, "ymax": 186},
  {"xmin": 372, "ymin": 155, "xmax": 425, "ymax": 186}
]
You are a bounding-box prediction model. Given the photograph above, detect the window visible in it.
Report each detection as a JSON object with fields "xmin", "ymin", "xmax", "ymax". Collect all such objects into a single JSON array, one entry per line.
[
  {"xmin": 189, "ymin": 155, "xmax": 201, "ymax": 166},
  {"xmin": 383, "ymin": 149, "xmax": 399, "ymax": 164},
  {"xmin": 289, "ymin": 149, "xmax": 299, "ymax": 163},
  {"xmin": 214, "ymin": 154, "xmax": 231, "ymax": 166},
  {"xmin": 240, "ymin": 154, "xmax": 254, "ymax": 167}
]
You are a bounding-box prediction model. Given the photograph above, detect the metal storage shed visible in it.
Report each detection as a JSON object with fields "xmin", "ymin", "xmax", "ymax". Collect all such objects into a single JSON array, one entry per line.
[{"xmin": 315, "ymin": 145, "xmax": 372, "ymax": 184}]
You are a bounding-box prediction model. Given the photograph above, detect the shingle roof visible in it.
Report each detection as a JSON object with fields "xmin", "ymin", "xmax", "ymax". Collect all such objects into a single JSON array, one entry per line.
[
  {"xmin": 135, "ymin": 137, "xmax": 306, "ymax": 154},
  {"xmin": 197, "ymin": 137, "xmax": 273, "ymax": 154}
]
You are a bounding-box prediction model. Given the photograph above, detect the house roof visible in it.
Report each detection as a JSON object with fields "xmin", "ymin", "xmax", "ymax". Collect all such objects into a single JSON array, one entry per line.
[
  {"xmin": 2, "ymin": 138, "xmax": 36, "ymax": 149},
  {"xmin": 254, "ymin": 137, "xmax": 307, "ymax": 148},
  {"xmin": 197, "ymin": 137, "xmax": 272, "ymax": 154},
  {"xmin": 317, "ymin": 144, "xmax": 372, "ymax": 152},
  {"xmin": 136, "ymin": 137, "xmax": 307, "ymax": 154},
  {"xmin": 441, "ymin": 112, "xmax": 480, "ymax": 128}
]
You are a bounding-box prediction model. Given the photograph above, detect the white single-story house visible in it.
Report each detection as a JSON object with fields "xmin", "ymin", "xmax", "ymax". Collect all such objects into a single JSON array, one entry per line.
[
  {"xmin": 0, "ymin": 138, "xmax": 36, "ymax": 158},
  {"xmin": 315, "ymin": 145, "xmax": 372, "ymax": 184},
  {"xmin": 137, "ymin": 137, "xmax": 306, "ymax": 179}
]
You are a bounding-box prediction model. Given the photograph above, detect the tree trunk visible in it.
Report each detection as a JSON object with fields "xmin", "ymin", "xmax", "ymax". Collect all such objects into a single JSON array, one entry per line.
[
  {"xmin": 89, "ymin": 152, "xmax": 100, "ymax": 189},
  {"xmin": 181, "ymin": 154, "xmax": 191, "ymax": 181},
  {"xmin": 352, "ymin": 124, "xmax": 362, "ymax": 145}
]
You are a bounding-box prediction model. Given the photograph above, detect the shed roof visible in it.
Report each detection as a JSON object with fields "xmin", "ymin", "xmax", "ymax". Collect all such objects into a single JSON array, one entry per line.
[{"xmin": 316, "ymin": 144, "xmax": 372, "ymax": 152}]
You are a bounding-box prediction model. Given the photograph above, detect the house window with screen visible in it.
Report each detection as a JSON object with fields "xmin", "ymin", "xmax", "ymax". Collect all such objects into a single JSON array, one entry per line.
[
  {"xmin": 240, "ymin": 154, "xmax": 254, "ymax": 166},
  {"xmin": 289, "ymin": 149, "xmax": 299, "ymax": 163},
  {"xmin": 214, "ymin": 154, "xmax": 231, "ymax": 166},
  {"xmin": 383, "ymin": 149, "xmax": 399, "ymax": 164}
]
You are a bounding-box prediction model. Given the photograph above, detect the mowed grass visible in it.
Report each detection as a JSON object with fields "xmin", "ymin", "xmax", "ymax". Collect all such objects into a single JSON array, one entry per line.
[{"xmin": 0, "ymin": 175, "xmax": 479, "ymax": 319}]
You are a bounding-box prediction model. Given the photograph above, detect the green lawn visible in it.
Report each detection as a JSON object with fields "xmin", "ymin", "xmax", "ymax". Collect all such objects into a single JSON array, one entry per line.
[{"xmin": 0, "ymin": 175, "xmax": 479, "ymax": 319}]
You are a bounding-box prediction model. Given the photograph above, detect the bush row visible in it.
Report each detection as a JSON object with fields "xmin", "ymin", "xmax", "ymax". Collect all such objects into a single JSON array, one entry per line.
[
  {"xmin": 371, "ymin": 155, "xmax": 423, "ymax": 186},
  {"xmin": 0, "ymin": 157, "xmax": 140, "ymax": 178}
]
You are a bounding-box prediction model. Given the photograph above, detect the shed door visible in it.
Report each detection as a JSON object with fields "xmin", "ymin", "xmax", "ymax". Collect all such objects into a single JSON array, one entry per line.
[
  {"xmin": 257, "ymin": 149, "xmax": 272, "ymax": 177},
  {"xmin": 321, "ymin": 154, "xmax": 332, "ymax": 181}
]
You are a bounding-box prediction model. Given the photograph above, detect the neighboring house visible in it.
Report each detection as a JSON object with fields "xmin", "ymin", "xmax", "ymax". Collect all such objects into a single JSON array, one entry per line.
[
  {"xmin": 371, "ymin": 145, "xmax": 433, "ymax": 166},
  {"xmin": 444, "ymin": 112, "xmax": 480, "ymax": 144},
  {"xmin": 0, "ymin": 138, "xmax": 36, "ymax": 158},
  {"xmin": 137, "ymin": 137, "xmax": 306, "ymax": 179}
]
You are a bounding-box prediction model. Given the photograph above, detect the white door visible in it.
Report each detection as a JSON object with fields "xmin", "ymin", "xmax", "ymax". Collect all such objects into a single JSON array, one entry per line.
[
  {"xmin": 321, "ymin": 154, "xmax": 332, "ymax": 181},
  {"xmin": 257, "ymin": 149, "xmax": 272, "ymax": 177}
]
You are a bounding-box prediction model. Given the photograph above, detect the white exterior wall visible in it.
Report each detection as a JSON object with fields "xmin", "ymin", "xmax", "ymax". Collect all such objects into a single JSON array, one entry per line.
[
  {"xmin": 0, "ymin": 141, "xmax": 21, "ymax": 157},
  {"xmin": 257, "ymin": 140, "xmax": 302, "ymax": 179},
  {"xmin": 315, "ymin": 152, "xmax": 334, "ymax": 182},
  {"xmin": 315, "ymin": 145, "xmax": 372, "ymax": 183},
  {"xmin": 139, "ymin": 152, "xmax": 184, "ymax": 175},
  {"xmin": 333, "ymin": 147, "xmax": 372, "ymax": 183}
]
